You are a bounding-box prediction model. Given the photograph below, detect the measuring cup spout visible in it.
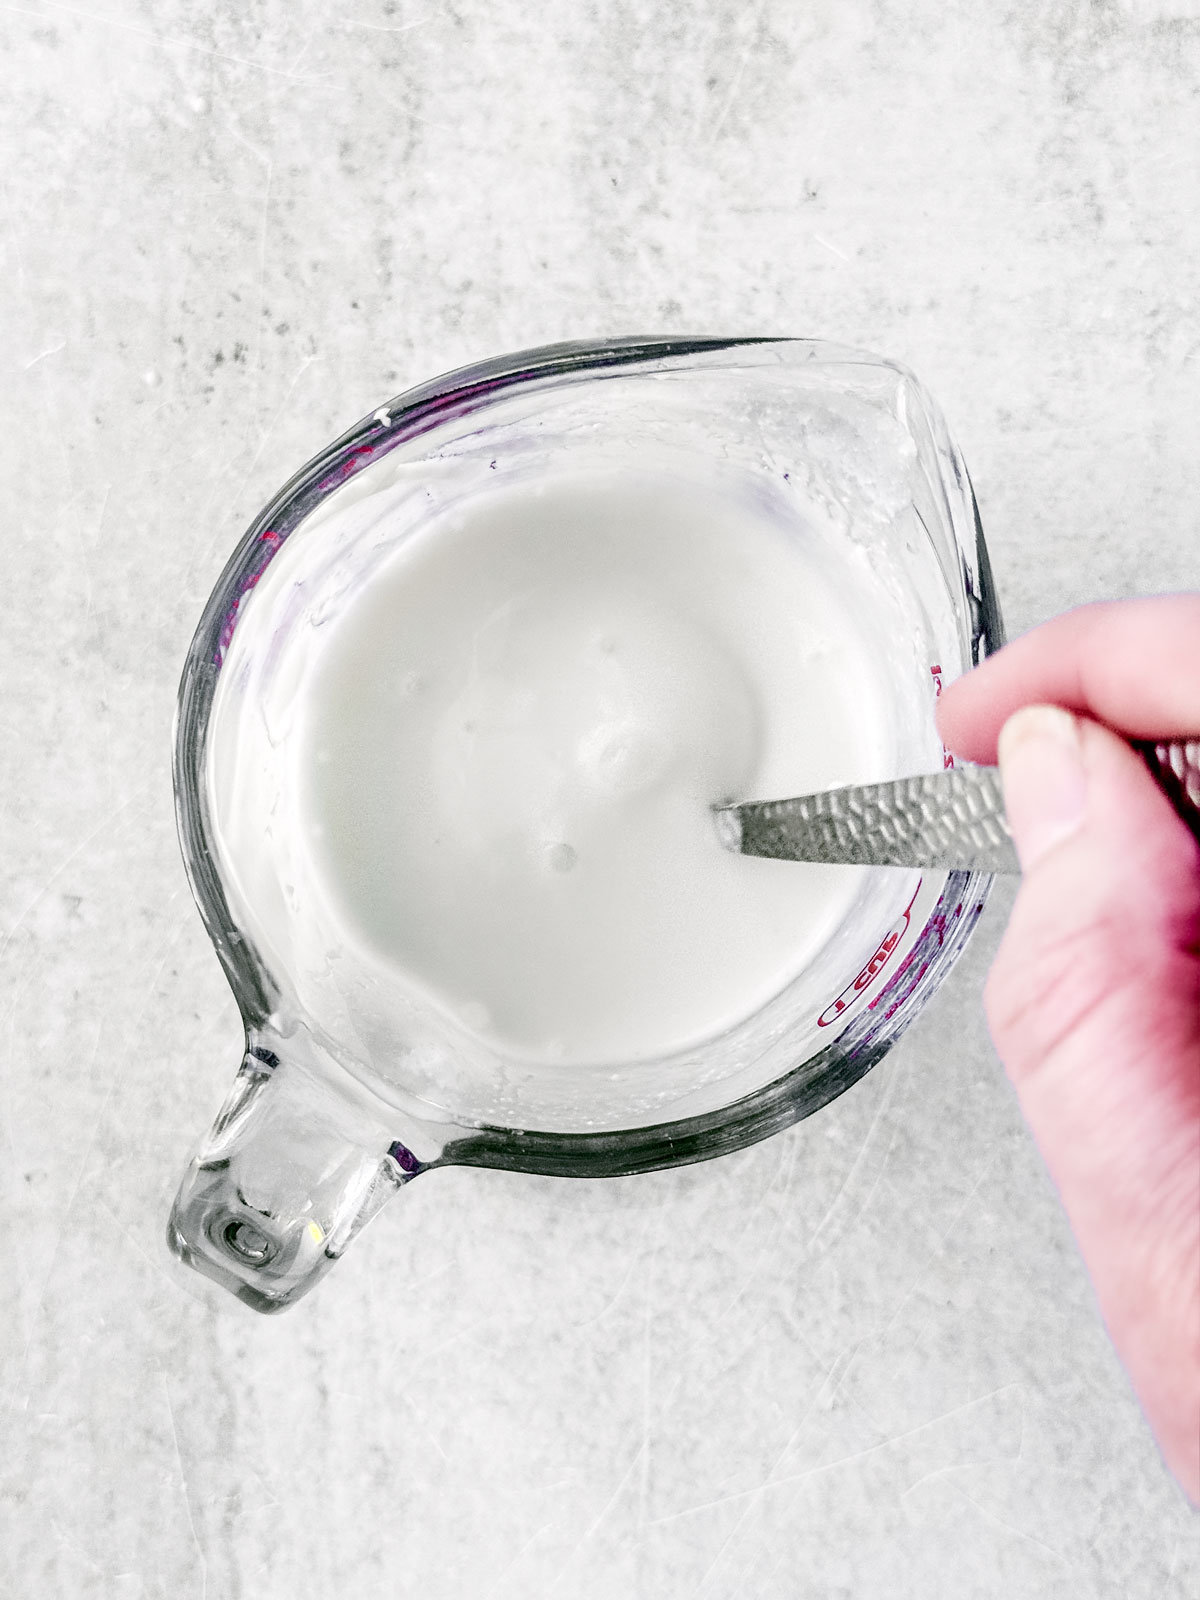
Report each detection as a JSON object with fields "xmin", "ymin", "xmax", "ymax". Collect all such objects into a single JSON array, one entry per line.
[{"xmin": 167, "ymin": 1033, "xmax": 436, "ymax": 1313}]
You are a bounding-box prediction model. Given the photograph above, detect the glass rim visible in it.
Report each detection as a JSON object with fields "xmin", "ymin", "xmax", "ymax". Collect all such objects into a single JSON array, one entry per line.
[{"xmin": 174, "ymin": 334, "xmax": 1003, "ymax": 1180}]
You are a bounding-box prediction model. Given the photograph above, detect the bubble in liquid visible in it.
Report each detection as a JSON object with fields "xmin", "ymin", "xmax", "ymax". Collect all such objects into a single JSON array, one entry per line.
[{"xmin": 546, "ymin": 842, "xmax": 578, "ymax": 873}]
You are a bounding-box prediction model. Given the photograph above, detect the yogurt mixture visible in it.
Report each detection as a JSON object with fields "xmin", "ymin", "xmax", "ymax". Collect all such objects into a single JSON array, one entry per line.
[{"xmin": 210, "ymin": 464, "xmax": 904, "ymax": 1072}]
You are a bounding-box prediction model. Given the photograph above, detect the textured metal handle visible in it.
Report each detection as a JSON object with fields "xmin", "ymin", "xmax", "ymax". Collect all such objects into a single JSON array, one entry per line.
[
  {"xmin": 722, "ymin": 738, "xmax": 1200, "ymax": 874},
  {"xmin": 723, "ymin": 766, "xmax": 1017, "ymax": 872}
]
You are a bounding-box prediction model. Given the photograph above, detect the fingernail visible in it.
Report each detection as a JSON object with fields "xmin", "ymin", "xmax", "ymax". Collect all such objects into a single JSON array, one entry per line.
[{"xmin": 997, "ymin": 705, "xmax": 1088, "ymax": 870}]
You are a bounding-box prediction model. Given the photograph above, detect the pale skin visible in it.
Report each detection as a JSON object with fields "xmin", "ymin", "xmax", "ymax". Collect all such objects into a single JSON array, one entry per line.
[{"xmin": 936, "ymin": 593, "xmax": 1200, "ymax": 1503}]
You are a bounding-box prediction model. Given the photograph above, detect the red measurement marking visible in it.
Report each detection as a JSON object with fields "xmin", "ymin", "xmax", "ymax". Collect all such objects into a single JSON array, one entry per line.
[
  {"xmin": 817, "ymin": 882, "xmax": 922, "ymax": 1028},
  {"xmin": 930, "ymin": 663, "xmax": 955, "ymax": 768},
  {"xmin": 318, "ymin": 444, "xmax": 377, "ymax": 493},
  {"xmin": 214, "ymin": 532, "xmax": 286, "ymax": 663},
  {"xmin": 213, "ymin": 440, "xmax": 379, "ymax": 667}
]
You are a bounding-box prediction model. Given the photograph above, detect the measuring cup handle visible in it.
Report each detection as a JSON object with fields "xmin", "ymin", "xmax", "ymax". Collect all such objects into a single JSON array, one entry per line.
[{"xmin": 167, "ymin": 1037, "xmax": 435, "ymax": 1313}]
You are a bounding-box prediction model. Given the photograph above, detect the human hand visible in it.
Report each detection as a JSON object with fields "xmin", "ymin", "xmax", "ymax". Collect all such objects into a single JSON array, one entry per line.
[{"xmin": 936, "ymin": 594, "xmax": 1200, "ymax": 1503}]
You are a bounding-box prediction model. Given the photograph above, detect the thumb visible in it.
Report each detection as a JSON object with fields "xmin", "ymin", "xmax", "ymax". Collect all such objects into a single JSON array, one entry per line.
[
  {"xmin": 991, "ymin": 705, "xmax": 1200, "ymax": 1085},
  {"xmin": 987, "ymin": 703, "xmax": 1200, "ymax": 1499}
]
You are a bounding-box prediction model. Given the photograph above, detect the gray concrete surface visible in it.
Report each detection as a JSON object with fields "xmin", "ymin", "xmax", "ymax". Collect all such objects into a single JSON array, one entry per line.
[{"xmin": 2, "ymin": 2, "xmax": 1198, "ymax": 1595}]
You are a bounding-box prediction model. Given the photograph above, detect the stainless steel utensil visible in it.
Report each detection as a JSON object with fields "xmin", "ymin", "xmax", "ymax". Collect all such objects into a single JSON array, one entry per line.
[{"xmin": 716, "ymin": 739, "xmax": 1200, "ymax": 873}]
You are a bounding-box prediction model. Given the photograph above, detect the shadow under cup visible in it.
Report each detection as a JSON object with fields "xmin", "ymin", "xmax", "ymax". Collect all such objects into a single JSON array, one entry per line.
[{"xmin": 169, "ymin": 336, "xmax": 1003, "ymax": 1312}]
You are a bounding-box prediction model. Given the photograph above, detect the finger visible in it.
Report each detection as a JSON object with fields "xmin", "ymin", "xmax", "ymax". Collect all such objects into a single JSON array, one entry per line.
[
  {"xmin": 936, "ymin": 593, "xmax": 1200, "ymax": 764},
  {"xmin": 987, "ymin": 705, "xmax": 1200, "ymax": 1499}
]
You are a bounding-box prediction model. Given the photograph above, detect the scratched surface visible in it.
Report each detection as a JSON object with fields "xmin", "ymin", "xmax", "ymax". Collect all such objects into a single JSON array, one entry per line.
[{"xmin": 2, "ymin": 2, "xmax": 1199, "ymax": 1596}]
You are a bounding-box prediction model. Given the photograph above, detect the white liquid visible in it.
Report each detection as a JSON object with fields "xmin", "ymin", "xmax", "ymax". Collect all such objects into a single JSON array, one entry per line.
[{"xmin": 209, "ymin": 465, "xmax": 908, "ymax": 1076}]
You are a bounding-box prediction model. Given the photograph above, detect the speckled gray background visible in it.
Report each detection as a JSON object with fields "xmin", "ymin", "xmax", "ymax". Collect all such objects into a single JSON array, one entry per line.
[{"xmin": 2, "ymin": 2, "xmax": 1198, "ymax": 1596}]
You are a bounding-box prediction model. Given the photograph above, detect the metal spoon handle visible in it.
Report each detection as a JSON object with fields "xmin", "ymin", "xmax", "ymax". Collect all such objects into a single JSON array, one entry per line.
[{"xmin": 720, "ymin": 739, "xmax": 1200, "ymax": 874}]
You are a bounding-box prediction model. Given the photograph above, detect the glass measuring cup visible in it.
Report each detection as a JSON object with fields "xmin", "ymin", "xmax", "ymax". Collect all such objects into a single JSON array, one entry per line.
[{"xmin": 169, "ymin": 336, "xmax": 1003, "ymax": 1312}]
